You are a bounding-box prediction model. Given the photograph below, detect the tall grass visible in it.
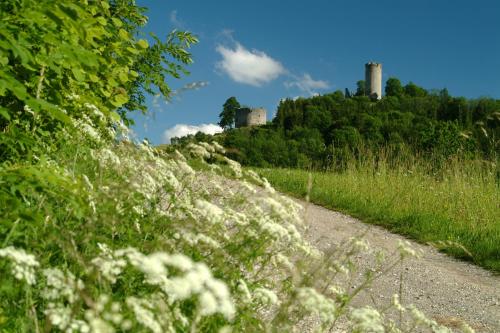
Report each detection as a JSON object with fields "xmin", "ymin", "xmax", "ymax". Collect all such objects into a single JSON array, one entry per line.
[{"xmin": 256, "ymin": 148, "xmax": 500, "ymax": 272}]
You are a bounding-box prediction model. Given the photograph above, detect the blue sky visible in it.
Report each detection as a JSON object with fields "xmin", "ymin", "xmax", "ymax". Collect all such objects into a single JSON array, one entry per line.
[{"xmin": 132, "ymin": 0, "xmax": 500, "ymax": 144}]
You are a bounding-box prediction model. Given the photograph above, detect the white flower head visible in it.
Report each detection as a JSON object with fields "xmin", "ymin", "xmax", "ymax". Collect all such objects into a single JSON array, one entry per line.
[
  {"xmin": 296, "ymin": 287, "xmax": 336, "ymax": 323},
  {"xmin": 0, "ymin": 246, "xmax": 39, "ymax": 285},
  {"xmin": 253, "ymin": 288, "xmax": 279, "ymax": 306},
  {"xmin": 350, "ymin": 306, "xmax": 384, "ymax": 333}
]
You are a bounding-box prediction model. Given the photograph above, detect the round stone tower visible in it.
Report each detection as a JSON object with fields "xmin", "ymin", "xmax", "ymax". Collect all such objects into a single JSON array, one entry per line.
[
  {"xmin": 365, "ymin": 62, "xmax": 382, "ymax": 100},
  {"xmin": 235, "ymin": 107, "xmax": 267, "ymax": 128}
]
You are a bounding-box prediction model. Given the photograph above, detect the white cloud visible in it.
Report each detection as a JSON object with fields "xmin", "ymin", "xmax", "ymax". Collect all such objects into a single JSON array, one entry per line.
[
  {"xmin": 181, "ymin": 81, "xmax": 210, "ymax": 91},
  {"xmin": 171, "ymin": 81, "xmax": 210, "ymax": 97},
  {"xmin": 169, "ymin": 10, "xmax": 184, "ymax": 28},
  {"xmin": 285, "ymin": 73, "xmax": 330, "ymax": 95},
  {"xmin": 162, "ymin": 124, "xmax": 223, "ymax": 143},
  {"xmin": 216, "ymin": 43, "xmax": 286, "ymax": 86},
  {"xmin": 152, "ymin": 81, "xmax": 210, "ymax": 110}
]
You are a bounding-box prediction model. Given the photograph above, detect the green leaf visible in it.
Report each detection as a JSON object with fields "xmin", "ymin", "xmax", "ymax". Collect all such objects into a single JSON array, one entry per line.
[
  {"xmin": 0, "ymin": 56, "xmax": 8, "ymax": 66},
  {"xmin": 96, "ymin": 17, "xmax": 107, "ymax": 26},
  {"xmin": 71, "ymin": 68, "xmax": 85, "ymax": 82},
  {"xmin": 118, "ymin": 72, "xmax": 128, "ymax": 83},
  {"xmin": 100, "ymin": 87, "xmax": 111, "ymax": 98},
  {"xmin": 0, "ymin": 107, "xmax": 11, "ymax": 120},
  {"xmin": 111, "ymin": 93, "xmax": 129, "ymax": 107},
  {"xmin": 118, "ymin": 29, "xmax": 129, "ymax": 40},
  {"xmin": 108, "ymin": 78, "xmax": 118, "ymax": 87},
  {"xmin": 126, "ymin": 47, "xmax": 140, "ymax": 55},
  {"xmin": 137, "ymin": 39, "xmax": 149, "ymax": 49},
  {"xmin": 111, "ymin": 18, "xmax": 123, "ymax": 27},
  {"xmin": 109, "ymin": 111, "xmax": 121, "ymax": 122}
]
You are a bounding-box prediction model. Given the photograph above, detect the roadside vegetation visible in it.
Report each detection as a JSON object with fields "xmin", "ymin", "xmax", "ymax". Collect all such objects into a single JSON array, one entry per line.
[
  {"xmin": 256, "ymin": 150, "xmax": 500, "ymax": 272},
  {"xmin": 0, "ymin": 1, "xmax": 479, "ymax": 332}
]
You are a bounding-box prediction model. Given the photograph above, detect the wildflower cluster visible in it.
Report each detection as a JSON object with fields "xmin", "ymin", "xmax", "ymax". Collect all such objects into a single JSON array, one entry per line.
[
  {"xmin": 0, "ymin": 80, "xmax": 472, "ymax": 333},
  {"xmin": 0, "ymin": 246, "xmax": 39, "ymax": 285}
]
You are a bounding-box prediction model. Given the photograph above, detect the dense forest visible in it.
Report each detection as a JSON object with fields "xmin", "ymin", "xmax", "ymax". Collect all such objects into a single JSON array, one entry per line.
[{"xmin": 173, "ymin": 79, "xmax": 500, "ymax": 170}]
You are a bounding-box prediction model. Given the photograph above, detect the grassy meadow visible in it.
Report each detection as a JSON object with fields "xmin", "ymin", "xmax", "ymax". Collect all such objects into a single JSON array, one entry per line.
[{"xmin": 256, "ymin": 154, "xmax": 500, "ymax": 272}]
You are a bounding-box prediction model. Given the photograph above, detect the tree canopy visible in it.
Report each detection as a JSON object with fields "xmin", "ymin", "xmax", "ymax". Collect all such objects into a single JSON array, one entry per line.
[
  {"xmin": 0, "ymin": 0, "xmax": 197, "ymax": 161},
  {"xmin": 176, "ymin": 79, "xmax": 500, "ymax": 169},
  {"xmin": 218, "ymin": 96, "xmax": 240, "ymax": 130}
]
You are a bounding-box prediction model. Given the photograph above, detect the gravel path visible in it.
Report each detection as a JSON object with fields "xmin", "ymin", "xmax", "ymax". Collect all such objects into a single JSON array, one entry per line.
[{"xmin": 298, "ymin": 199, "xmax": 500, "ymax": 332}]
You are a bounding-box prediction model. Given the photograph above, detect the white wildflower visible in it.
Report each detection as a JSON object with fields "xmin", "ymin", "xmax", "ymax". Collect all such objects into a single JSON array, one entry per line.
[
  {"xmin": 44, "ymin": 304, "xmax": 73, "ymax": 331},
  {"xmin": 0, "ymin": 246, "xmax": 39, "ymax": 285},
  {"xmin": 97, "ymin": 148, "xmax": 121, "ymax": 167},
  {"xmin": 89, "ymin": 197, "xmax": 97, "ymax": 213},
  {"xmin": 351, "ymin": 238, "xmax": 370, "ymax": 252},
  {"xmin": 132, "ymin": 205, "xmax": 145, "ymax": 216},
  {"xmin": 205, "ymin": 278, "xmax": 235, "ymax": 320},
  {"xmin": 106, "ymin": 247, "xmax": 234, "ymax": 320},
  {"xmin": 121, "ymin": 319, "xmax": 133, "ymax": 331},
  {"xmin": 91, "ymin": 243, "xmax": 128, "ymax": 284},
  {"xmin": 24, "ymin": 104, "xmax": 35, "ymax": 115},
  {"xmin": 331, "ymin": 261, "xmax": 350, "ymax": 276},
  {"xmin": 73, "ymin": 115, "xmax": 102, "ymax": 142},
  {"xmin": 298, "ymin": 243, "xmax": 323, "ymax": 259},
  {"xmin": 198, "ymin": 141, "xmax": 215, "ymax": 153},
  {"xmin": 296, "ymin": 287, "xmax": 336, "ymax": 323},
  {"xmin": 432, "ymin": 326, "xmax": 453, "ymax": 333},
  {"xmin": 173, "ymin": 307, "xmax": 189, "ymax": 327},
  {"xmin": 227, "ymin": 210, "xmax": 249, "ymax": 226},
  {"xmin": 245, "ymin": 169, "xmax": 263, "ymax": 184},
  {"xmin": 328, "ymin": 285, "xmax": 345, "ymax": 296},
  {"xmin": 286, "ymin": 224, "xmax": 302, "ymax": 243},
  {"xmin": 176, "ymin": 160, "xmax": 195, "ymax": 176},
  {"xmin": 82, "ymin": 174, "xmax": 94, "ymax": 190},
  {"xmin": 199, "ymin": 291, "xmax": 218, "ymax": 316},
  {"xmin": 194, "ymin": 234, "xmax": 221, "ymax": 249},
  {"xmin": 139, "ymin": 140, "xmax": 155, "ymax": 158},
  {"xmin": 409, "ymin": 305, "xmax": 433, "ymax": 326},
  {"xmin": 42, "ymin": 268, "xmax": 84, "ymax": 304},
  {"xmin": 350, "ymin": 306, "xmax": 385, "ymax": 333},
  {"xmin": 391, "ymin": 294, "xmax": 405, "ymax": 312},
  {"xmin": 241, "ymin": 180, "xmax": 257, "ymax": 194},
  {"xmin": 67, "ymin": 319, "xmax": 91, "ymax": 333},
  {"xmin": 236, "ymin": 279, "xmax": 252, "ymax": 304},
  {"xmin": 195, "ymin": 199, "xmax": 225, "ymax": 224},
  {"xmin": 272, "ymin": 253, "xmax": 294, "ymax": 271},
  {"xmin": 173, "ymin": 149, "xmax": 187, "ymax": 162},
  {"xmin": 260, "ymin": 219, "xmax": 290, "ymax": 240},
  {"xmin": 84, "ymin": 102, "xmax": 104, "ymax": 121},
  {"xmin": 164, "ymin": 170, "xmax": 181, "ymax": 191},
  {"xmin": 67, "ymin": 93, "xmax": 80, "ymax": 100},
  {"xmin": 223, "ymin": 157, "xmax": 242, "ymax": 178},
  {"xmin": 261, "ymin": 177, "xmax": 276, "ymax": 193},
  {"xmin": 162, "ymin": 253, "xmax": 195, "ymax": 271},
  {"xmin": 211, "ymin": 141, "xmax": 226, "ymax": 154},
  {"xmin": 397, "ymin": 240, "xmax": 418, "ymax": 258},
  {"xmin": 262, "ymin": 196, "xmax": 288, "ymax": 218},
  {"xmin": 126, "ymin": 297, "xmax": 162, "ymax": 333},
  {"xmin": 187, "ymin": 143, "xmax": 211, "ymax": 159},
  {"xmin": 208, "ymin": 163, "xmax": 221, "ymax": 173},
  {"xmin": 253, "ymin": 288, "xmax": 279, "ymax": 306}
]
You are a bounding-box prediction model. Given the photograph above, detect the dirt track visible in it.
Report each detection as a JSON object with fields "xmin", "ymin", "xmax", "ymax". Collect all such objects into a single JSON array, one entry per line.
[{"xmin": 298, "ymin": 199, "xmax": 500, "ymax": 332}]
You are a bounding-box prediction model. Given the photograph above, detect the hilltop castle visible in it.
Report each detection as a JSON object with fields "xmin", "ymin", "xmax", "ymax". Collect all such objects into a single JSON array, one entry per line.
[{"xmin": 235, "ymin": 107, "xmax": 267, "ymax": 128}]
